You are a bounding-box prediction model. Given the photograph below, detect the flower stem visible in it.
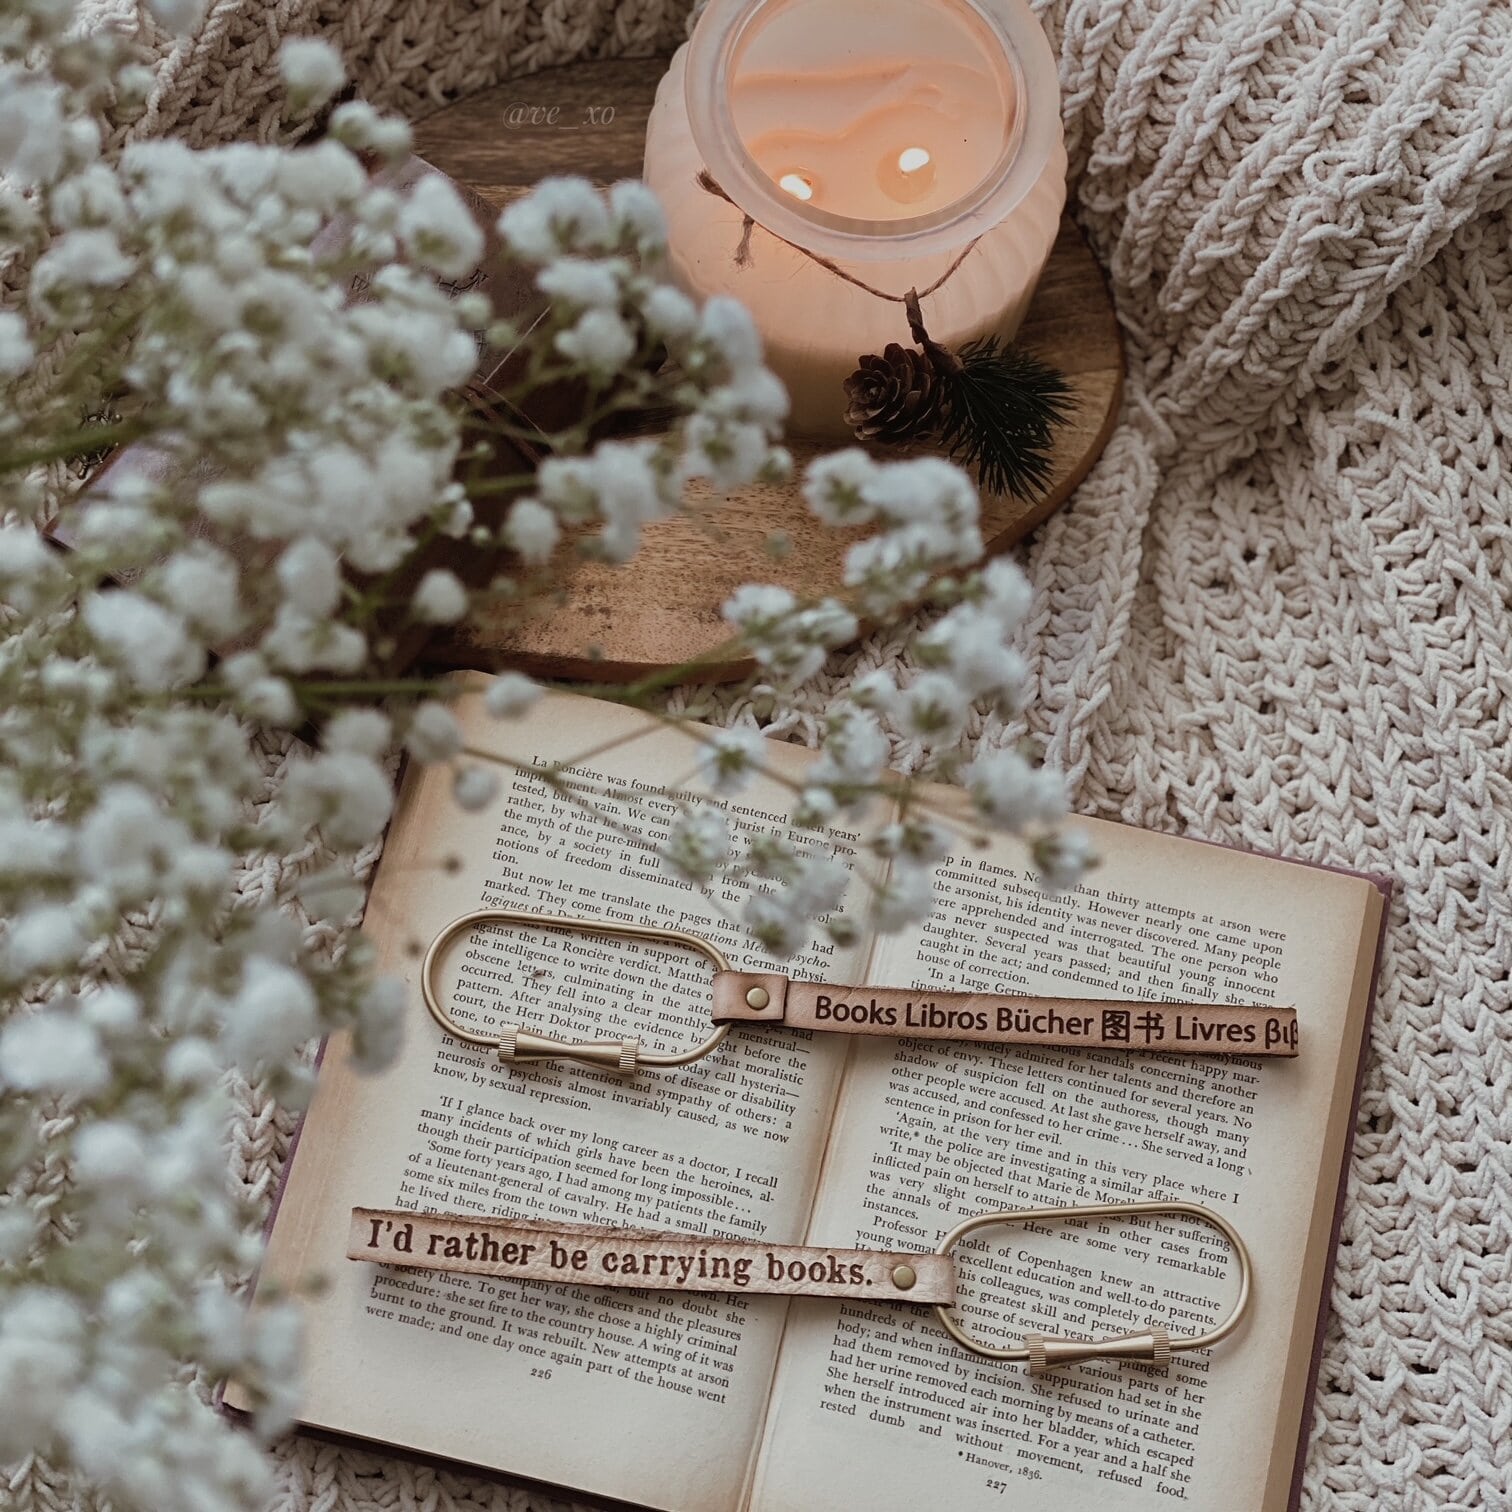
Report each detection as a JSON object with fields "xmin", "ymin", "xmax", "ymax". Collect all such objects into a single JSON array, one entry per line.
[
  {"xmin": 0, "ymin": 417, "xmax": 151, "ymax": 472},
  {"xmin": 180, "ymin": 677, "xmax": 452, "ymax": 703}
]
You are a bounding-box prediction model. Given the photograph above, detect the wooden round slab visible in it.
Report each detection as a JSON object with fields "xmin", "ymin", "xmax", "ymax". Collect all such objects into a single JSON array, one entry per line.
[{"xmin": 415, "ymin": 58, "xmax": 1123, "ymax": 683}]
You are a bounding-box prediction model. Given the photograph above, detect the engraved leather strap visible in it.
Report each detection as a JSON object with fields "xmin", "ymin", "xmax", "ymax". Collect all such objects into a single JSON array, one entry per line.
[
  {"xmin": 711, "ymin": 973, "xmax": 1299, "ymax": 1057},
  {"xmin": 352, "ymin": 1201, "xmax": 1253, "ymax": 1373},
  {"xmin": 349, "ymin": 1208, "xmax": 955, "ymax": 1303}
]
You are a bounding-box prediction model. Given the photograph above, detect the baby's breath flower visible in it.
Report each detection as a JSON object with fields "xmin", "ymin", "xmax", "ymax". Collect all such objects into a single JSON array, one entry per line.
[
  {"xmin": 697, "ymin": 296, "xmax": 762, "ymax": 377},
  {"xmin": 156, "ymin": 547, "xmax": 242, "ymax": 639},
  {"xmin": 281, "ymin": 752, "xmax": 394, "ymax": 847},
  {"xmin": 330, "ymin": 100, "xmax": 413, "ymax": 158},
  {"xmin": 979, "ymin": 557, "xmax": 1034, "ymax": 625},
  {"xmin": 873, "ymin": 815, "xmax": 953, "ymax": 865},
  {"xmin": 803, "ymin": 448, "xmax": 879, "ymax": 526},
  {"xmin": 405, "ymin": 703, "xmax": 462, "ymax": 762},
  {"xmin": 848, "ymin": 668, "xmax": 898, "ymax": 713},
  {"xmin": 537, "ymin": 455, "xmax": 598, "ymax": 519},
  {"xmin": 555, "ymin": 307, "xmax": 637, "ymax": 380},
  {"xmin": 411, "ymin": 568, "xmax": 469, "ymax": 624},
  {"xmin": 453, "ymin": 764, "xmax": 499, "ymax": 812},
  {"xmin": 747, "ymin": 832, "xmax": 798, "ymax": 880},
  {"xmin": 275, "ymin": 537, "xmax": 342, "ymax": 617},
  {"xmin": 398, "ymin": 172, "xmax": 484, "ymax": 279},
  {"xmin": 237, "ymin": 674, "xmax": 301, "ymax": 726},
  {"xmin": 537, "ymin": 256, "xmax": 627, "ymax": 309},
  {"xmin": 642, "ymin": 284, "xmax": 698, "ymax": 340},
  {"xmin": 965, "ymin": 748, "xmax": 1069, "ymax": 830},
  {"xmin": 872, "ymin": 863, "xmax": 934, "ymax": 931},
  {"xmin": 81, "ymin": 591, "xmax": 204, "ymax": 691},
  {"xmin": 503, "ymin": 497, "xmax": 559, "ymax": 564},
  {"xmin": 0, "ymin": 53, "xmax": 1084, "ymax": 1511},
  {"xmin": 0, "ymin": 310, "xmax": 35, "ymax": 375},
  {"xmin": 262, "ymin": 605, "xmax": 366, "ymax": 674},
  {"xmin": 0, "ymin": 523, "xmax": 63, "ymax": 612},
  {"xmin": 661, "ymin": 808, "xmax": 730, "ymax": 884},
  {"xmin": 73, "ymin": 1120, "xmax": 149, "ymax": 1187},
  {"xmin": 220, "ymin": 959, "xmax": 318, "ymax": 1070},
  {"xmin": 323, "ymin": 708, "xmax": 392, "ymax": 757},
  {"xmin": 810, "ymin": 705, "xmax": 889, "ymax": 799},
  {"xmin": 683, "ymin": 412, "xmax": 772, "ymax": 490},
  {"xmin": 0, "ymin": 1210, "xmax": 37, "ymax": 1267},
  {"xmin": 0, "ymin": 1011, "xmax": 108, "ymax": 1094},
  {"xmin": 699, "ymin": 727, "xmax": 765, "ymax": 794},
  {"xmin": 792, "ymin": 787, "xmax": 838, "ymax": 829},
  {"xmin": 115, "ymin": 63, "xmax": 156, "ymax": 111},
  {"xmin": 497, "ymin": 176, "xmax": 611, "ymax": 261},
  {"xmin": 787, "ymin": 853, "xmax": 850, "ymax": 916},
  {"xmin": 917, "ymin": 604, "xmax": 1027, "ymax": 708},
  {"xmin": 278, "ymin": 37, "xmax": 345, "ymax": 113},
  {"xmin": 81, "ymin": 986, "xmax": 141, "ymax": 1035},
  {"xmin": 52, "ymin": 163, "xmax": 127, "ymax": 229},
  {"xmin": 146, "ymin": 0, "xmax": 207, "ymax": 35},
  {"xmin": 896, "ymin": 670, "xmax": 969, "ymax": 746},
  {"xmin": 31, "ymin": 228, "xmax": 133, "ymax": 322},
  {"xmin": 484, "ymin": 672, "xmax": 541, "ymax": 719},
  {"xmin": 743, "ymin": 890, "xmax": 805, "ymax": 958},
  {"xmin": 350, "ymin": 976, "xmax": 405, "ymax": 1074},
  {"xmin": 0, "ymin": 1287, "xmax": 87, "ymax": 1460},
  {"xmin": 1033, "ymin": 828, "xmax": 1095, "ymax": 892},
  {"xmin": 0, "ymin": 72, "xmax": 66, "ymax": 184},
  {"xmin": 607, "ymin": 179, "xmax": 667, "ymax": 255}
]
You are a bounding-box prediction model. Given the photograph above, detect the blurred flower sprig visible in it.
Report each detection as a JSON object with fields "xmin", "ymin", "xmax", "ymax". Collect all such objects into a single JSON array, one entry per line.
[{"xmin": 0, "ymin": 4, "xmax": 1087, "ymax": 1508}]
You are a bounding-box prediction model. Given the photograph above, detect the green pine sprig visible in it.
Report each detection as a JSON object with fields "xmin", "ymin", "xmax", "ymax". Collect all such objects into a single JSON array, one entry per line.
[
  {"xmin": 901, "ymin": 289, "xmax": 1075, "ymax": 499},
  {"xmin": 936, "ymin": 335, "xmax": 1074, "ymax": 498}
]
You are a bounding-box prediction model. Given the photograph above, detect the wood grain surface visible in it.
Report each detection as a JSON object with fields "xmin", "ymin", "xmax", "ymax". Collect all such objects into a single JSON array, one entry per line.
[{"xmin": 415, "ymin": 58, "xmax": 1123, "ymax": 682}]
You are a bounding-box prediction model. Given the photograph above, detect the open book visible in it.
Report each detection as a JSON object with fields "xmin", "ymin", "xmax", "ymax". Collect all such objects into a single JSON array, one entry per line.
[{"xmin": 237, "ymin": 680, "xmax": 1388, "ymax": 1512}]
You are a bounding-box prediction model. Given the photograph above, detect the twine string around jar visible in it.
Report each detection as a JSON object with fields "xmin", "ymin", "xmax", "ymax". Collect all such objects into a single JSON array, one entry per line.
[{"xmin": 695, "ymin": 171, "xmax": 983, "ymax": 302}]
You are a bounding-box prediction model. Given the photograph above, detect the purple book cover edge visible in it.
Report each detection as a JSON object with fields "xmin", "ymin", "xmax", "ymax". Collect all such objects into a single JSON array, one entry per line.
[{"xmin": 1284, "ymin": 863, "xmax": 1393, "ymax": 1512}]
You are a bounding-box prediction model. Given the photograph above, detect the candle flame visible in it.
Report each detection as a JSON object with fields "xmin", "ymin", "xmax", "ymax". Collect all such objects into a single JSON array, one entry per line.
[
  {"xmin": 897, "ymin": 147, "xmax": 931, "ymax": 174},
  {"xmin": 778, "ymin": 171, "xmax": 814, "ymax": 202}
]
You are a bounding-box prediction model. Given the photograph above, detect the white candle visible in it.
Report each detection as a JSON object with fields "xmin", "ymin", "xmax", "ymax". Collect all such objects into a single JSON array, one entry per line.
[{"xmin": 644, "ymin": 0, "xmax": 1066, "ymax": 441}]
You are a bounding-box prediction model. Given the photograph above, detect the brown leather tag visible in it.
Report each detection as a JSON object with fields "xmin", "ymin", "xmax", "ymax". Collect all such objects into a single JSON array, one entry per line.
[
  {"xmin": 712, "ymin": 973, "xmax": 1299, "ymax": 1057},
  {"xmin": 349, "ymin": 1208, "xmax": 955, "ymax": 1303}
]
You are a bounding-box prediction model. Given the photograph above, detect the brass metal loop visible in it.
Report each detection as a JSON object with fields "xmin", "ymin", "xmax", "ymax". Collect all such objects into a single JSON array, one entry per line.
[
  {"xmin": 933, "ymin": 1200, "xmax": 1252, "ymax": 1371},
  {"xmin": 420, "ymin": 908, "xmax": 733, "ymax": 1074}
]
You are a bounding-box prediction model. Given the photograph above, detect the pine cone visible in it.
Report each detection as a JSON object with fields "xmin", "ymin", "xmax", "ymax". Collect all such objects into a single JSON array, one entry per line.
[{"xmin": 843, "ymin": 343, "xmax": 942, "ymax": 444}]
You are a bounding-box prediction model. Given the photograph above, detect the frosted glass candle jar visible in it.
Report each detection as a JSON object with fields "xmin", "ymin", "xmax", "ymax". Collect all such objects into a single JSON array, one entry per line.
[{"xmin": 643, "ymin": 0, "xmax": 1066, "ymax": 440}]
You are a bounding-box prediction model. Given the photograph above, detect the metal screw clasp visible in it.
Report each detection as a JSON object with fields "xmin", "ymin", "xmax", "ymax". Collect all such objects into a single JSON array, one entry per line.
[
  {"xmin": 421, "ymin": 909, "xmax": 734, "ymax": 1072},
  {"xmin": 933, "ymin": 1200, "xmax": 1252, "ymax": 1372}
]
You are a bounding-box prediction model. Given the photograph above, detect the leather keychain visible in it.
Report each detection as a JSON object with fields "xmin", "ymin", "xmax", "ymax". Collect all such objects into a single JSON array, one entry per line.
[
  {"xmin": 348, "ymin": 1199, "xmax": 1252, "ymax": 1375},
  {"xmin": 420, "ymin": 908, "xmax": 1299, "ymax": 1073}
]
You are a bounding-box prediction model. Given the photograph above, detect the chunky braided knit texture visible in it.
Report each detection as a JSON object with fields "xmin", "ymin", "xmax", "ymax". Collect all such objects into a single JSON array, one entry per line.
[{"xmin": 18, "ymin": 1, "xmax": 1512, "ymax": 1508}]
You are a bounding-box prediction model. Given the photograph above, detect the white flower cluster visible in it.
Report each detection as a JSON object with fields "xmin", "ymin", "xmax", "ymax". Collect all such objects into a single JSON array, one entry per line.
[
  {"xmin": 494, "ymin": 177, "xmax": 790, "ymax": 565},
  {"xmin": 0, "ymin": 7, "xmax": 1085, "ymax": 1509},
  {"xmin": 0, "ymin": 15, "xmax": 470, "ymax": 1511},
  {"xmin": 701, "ymin": 451, "xmax": 1082, "ymax": 955},
  {"xmin": 0, "ymin": 692, "xmax": 405, "ymax": 1511}
]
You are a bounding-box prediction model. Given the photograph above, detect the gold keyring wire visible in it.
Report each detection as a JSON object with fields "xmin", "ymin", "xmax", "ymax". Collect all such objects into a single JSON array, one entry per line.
[
  {"xmin": 420, "ymin": 908, "xmax": 733, "ymax": 1072},
  {"xmin": 934, "ymin": 1200, "xmax": 1252, "ymax": 1364}
]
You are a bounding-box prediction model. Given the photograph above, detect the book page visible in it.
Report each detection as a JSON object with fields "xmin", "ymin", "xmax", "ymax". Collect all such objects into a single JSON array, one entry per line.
[
  {"xmin": 753, "ymin": 808, "xmax": 1381, "ymax": 1512},
  {"xmin": 245, "ymin": 686, "xmax": 873, "ymax": 1512}
]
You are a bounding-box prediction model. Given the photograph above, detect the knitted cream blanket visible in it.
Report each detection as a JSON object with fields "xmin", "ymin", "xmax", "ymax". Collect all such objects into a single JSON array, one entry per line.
[{"xmin": 23, "ymin": 2, "xmax": 1512, "ymax": 1509}]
